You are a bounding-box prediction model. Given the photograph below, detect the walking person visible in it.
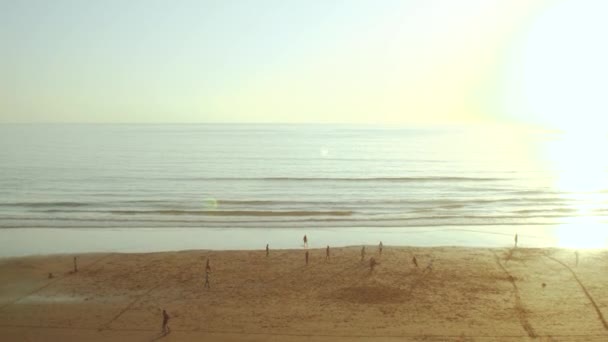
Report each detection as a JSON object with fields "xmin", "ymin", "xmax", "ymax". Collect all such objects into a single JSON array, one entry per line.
[
  {"xmin": 379, "ymin": 241, "xmax": 383, "ymax": 255},
  {"xmin": 361, "ymin": 246, "xmax": 366, "ymax": 261},
  {"xmin": 266, "ymin": 244, "xmax": 269, "ymax": 257},
  {"xmin": 73, "ymin": 256, "xmax": 78, "ymax": 273},
  {"xmin": 205, "ymin": 258, "xmax": 211, "ymax": 273},
  {"xmin": 412, "ymin": 255, "xmax": 418, "ymax": 268},
  {"xmin": 162, "ymin": 309, "xmax": 171, "ymax": 335},
  {"xmin": 303, "ymin": 235, "xmax": 308, "ymax": 248},
  {"xmin": 326, "ymin": 245, "xmax": 330, "ymax": 261},
  {"xmin": 514, "ymin": 233, "xmax": 518, "ymax": 248}
]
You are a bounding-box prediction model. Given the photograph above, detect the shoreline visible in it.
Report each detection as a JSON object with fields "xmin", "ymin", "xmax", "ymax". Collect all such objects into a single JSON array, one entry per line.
[
  {"xmin": 0, "ymin": 225, "xmax": 572, "ymax": 258},
  {"xmin": 1, "ymin": 246, "xmax": 607, "ymax": 341}
]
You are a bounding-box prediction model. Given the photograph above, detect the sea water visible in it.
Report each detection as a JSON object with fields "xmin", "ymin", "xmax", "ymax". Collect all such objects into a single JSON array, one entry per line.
[{"xmin": 1, "ymin": 124, "xmax": 607, "ymax": 255}]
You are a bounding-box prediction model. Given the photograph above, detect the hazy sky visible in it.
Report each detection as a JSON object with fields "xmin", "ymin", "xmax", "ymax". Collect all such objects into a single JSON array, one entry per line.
[{"xmin": 1, "ymin": 0, "xmax": 606, "ymax": 127}]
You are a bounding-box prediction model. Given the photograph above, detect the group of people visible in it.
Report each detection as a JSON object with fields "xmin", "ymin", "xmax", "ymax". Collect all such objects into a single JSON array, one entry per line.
[
  {"xmin": 155, "ymin": 231, "xmax": 572, "ymax": 336},
  {"xmin": 159, "ymin": 234, "xmax": 428, "ymax": 335},
  {"xmin": 302, "ymin": 235, "xmax": 421, "ymax": 272}
]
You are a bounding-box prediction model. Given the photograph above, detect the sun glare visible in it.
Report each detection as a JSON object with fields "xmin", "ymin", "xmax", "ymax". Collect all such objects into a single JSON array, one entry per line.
[
  {"xmin": 504, "ymin": 0, "xmax": 608, "ymax": 133},
  {"xmin": 541, "ymin": 132, "xmax": 608, "ymax": 249},
  {"xmin": 543, "ymin": 132, "xmax": 608, "ymax": 194},
  {"xmin": 555, "ymin": 218, "xmax": 608, "ymax": 249}
]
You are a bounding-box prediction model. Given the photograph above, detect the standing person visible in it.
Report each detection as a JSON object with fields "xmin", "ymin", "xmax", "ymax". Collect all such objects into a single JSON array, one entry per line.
[
  {"xmin": 305, "ymin": 250, "xmax": 309, "ymax": 265},
  {"xmin": 204, "ymin": 269, "xmax": 210, "ymax": 288},
  {"xmin": 266, "ymin": 244, "xmax": 269, "ymax": 257},
  {"xmin": 379, "ymin": 241, "xmax": 383, "ymax": 255},
  {"xmin": 412, "ymin": 256, "xmax": 418, "ymax": 268},
  {"xmin": 361, "ymin": 246, "xmax": 366, "ymax": 261},
  {"xmin": 326, "ymin": 245, "xmax": 330, "ymax": 261},
  {"xmin": 73, "ymin": 256, "xmax": 78, "ymax": 273},
  {"xmin": 204, "ymin": 258, "xmax": 211, "ymax": 288},
  {"xmin": 303, "ymin": 235, "xmax": 308, "ymax": 248},
  {"xmin": 514, "ymin": 234, "xmax": 518, "ymax": 248},
  {"xmin": 162, "ymin": 309, "xmax": 171, "ymax": 335}
]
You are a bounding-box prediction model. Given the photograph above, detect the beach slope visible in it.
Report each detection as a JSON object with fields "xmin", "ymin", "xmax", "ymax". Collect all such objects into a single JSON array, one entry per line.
[{"xmin": 1, "ymin": 247, "xmax": 607, "ymax": 341}]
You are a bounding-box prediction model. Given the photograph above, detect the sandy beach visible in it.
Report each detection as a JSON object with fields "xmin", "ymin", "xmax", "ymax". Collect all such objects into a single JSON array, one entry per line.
[{"xmin": 1, "ymin": 246, "xmax": 608, "ymax": 341}]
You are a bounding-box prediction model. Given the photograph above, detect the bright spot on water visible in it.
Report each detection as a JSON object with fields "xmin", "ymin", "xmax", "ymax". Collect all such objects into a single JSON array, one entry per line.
[
  {"xmin": 203, "ymin": 198, "xmax": 218, "ymax": 209},
  {"xmin": 320, "ymin": 147, "xmax": 329, "ymax": 158}
]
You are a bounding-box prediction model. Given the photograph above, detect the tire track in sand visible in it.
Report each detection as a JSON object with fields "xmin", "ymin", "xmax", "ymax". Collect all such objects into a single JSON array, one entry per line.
[
  {"xmin": 492, "ymin": 250, "xmax": 537, "ymax": 338},
  {"xmin": 544, "ymin": 254, "xmax": 608, "ymax": 331}
]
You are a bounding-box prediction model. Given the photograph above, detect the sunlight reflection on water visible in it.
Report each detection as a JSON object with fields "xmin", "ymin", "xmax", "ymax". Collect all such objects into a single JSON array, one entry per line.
[{"xmin": 543, "ymin": 131, "xmax": 608, "ymax": 249}]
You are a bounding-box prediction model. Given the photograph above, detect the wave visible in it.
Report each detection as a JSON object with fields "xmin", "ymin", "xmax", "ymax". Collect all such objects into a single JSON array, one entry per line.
[
  {"xmin": 0, "ymin": 201, "xmax": 90, "ymax": 208},
  {"xmin": 6, "ymin": 211, "xmax": 602, "ymax": 224},
  {"xmin": 158, "ymin": 176, "xmax": 506, "ymax": 182},
  {"xmin": 39, "ymin": 209, "xmax": 354, "ymax": 217},
  {"xmin": 0, "ymin": 196, "xmax": 574, "ymax": 209},
  {"xmin": 513, "ymin": 208, "xmax": 578, "ymax": 214},
  {"xmin": 0, "ymin": 200, "xmax": 176, "ymax": 208},
  {"xmin": 0, "ymin": 220, "xmax": 565, "ymax": 229}
]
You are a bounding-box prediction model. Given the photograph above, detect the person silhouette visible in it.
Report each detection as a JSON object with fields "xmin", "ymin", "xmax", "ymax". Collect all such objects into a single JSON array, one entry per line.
[
  {"xmin": 266, "ymin": 244, "xmax": 269, "ymax": 257},
  {"xmin": 303, "ymin": 235, "xmax": 308, "ymax": 248},
  {"xmin": 361, "ymin": 246, "xmax": 366, "ymax": 261},
  {"xmin": 204, "ymin": 270, "xmax": 210, "ymax": 288},
  {"xmin": 412, "ymin": 256, "xmax": 418, "ymax": 268},
  {"xmin": 326, "ymin": 245, "xmax": 330, "ymax": 261},
  {"xmin": 203, "ymin": 258, "xmax": 211, "ymax": 288},
  {"xmin": 370, "ymin": 257, "xmax": 378, "ymax": 272},
  {"xmin": 379, "ymin": 241, "xmax": 383, "ymax": 255},
  {"xmin": 162, "ymin": 309, "xmax": 171, "ymax": 335},
  {"xmin": 514, "ymin": 234, "xmax": 518, "ymax": 248}
]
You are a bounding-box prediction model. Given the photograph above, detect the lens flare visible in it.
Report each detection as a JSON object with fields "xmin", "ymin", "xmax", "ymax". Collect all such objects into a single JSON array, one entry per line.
[{"xmin": 203, "ymin": 198, "xmax": 218, "ymax": 210}]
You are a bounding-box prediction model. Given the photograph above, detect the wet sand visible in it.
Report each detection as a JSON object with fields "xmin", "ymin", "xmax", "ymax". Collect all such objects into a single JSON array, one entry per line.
[{"xmin": 1, "ymin": 246, "xmax": 608, "ymax": 341}]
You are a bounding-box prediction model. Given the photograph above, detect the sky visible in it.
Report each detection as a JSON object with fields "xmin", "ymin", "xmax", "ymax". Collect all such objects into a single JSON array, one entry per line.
[{"xmin": 1, "ymin": 0, "xmax": 607, "ymax": 127}]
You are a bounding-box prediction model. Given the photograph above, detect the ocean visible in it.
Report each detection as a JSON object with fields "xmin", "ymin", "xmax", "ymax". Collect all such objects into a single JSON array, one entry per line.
[{"xmin": 1, "ymin": 124, "xmax": 607, "ymax": 254}]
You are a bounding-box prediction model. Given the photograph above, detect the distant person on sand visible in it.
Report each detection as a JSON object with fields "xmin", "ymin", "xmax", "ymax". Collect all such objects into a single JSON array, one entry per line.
[
  {"xmin": 204, "ymin": 269, "xmax": 210, "ymax": 288},
  {"xmin": 369, "ymin": 257, "xmax": 378, "ymax": 272},
  {"xmin": 266, "ymin": 244, "xmax": 269, "ymax": 257},
  {"xmin": 412, "ymin": 256, "xmax": 418, "ymax": 268},
  {"xmin": 361, "ymin": 246, "xmax": 366, "ymax": 261},
  {"xmin": 379, "ymin": 241, "xmax": 383, "ymax": 255},
  {"xmin": 73, "ymin": 256, "xmax": 78, "ymax": 273},
  {"xmin": 162, "ymin": 309, "xmax": 171, "ymax": 335},
  {"xmin": 303, "ymin": 235, "xmax": 308, "ymax": 248},
  {"xmin": 514, "ymin": 234, "xmax": 518, "ymax": 248},
  {"xmin": 204, "ymin": 259, "xmax": 211, "ymax": 288},
  {"xmin": 305, "ymin": 250, "xmax": 309, "ymax": 265},
  {"xmin": 326, "ymin": 245, "xmax": 330, "ymax": 261}
]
